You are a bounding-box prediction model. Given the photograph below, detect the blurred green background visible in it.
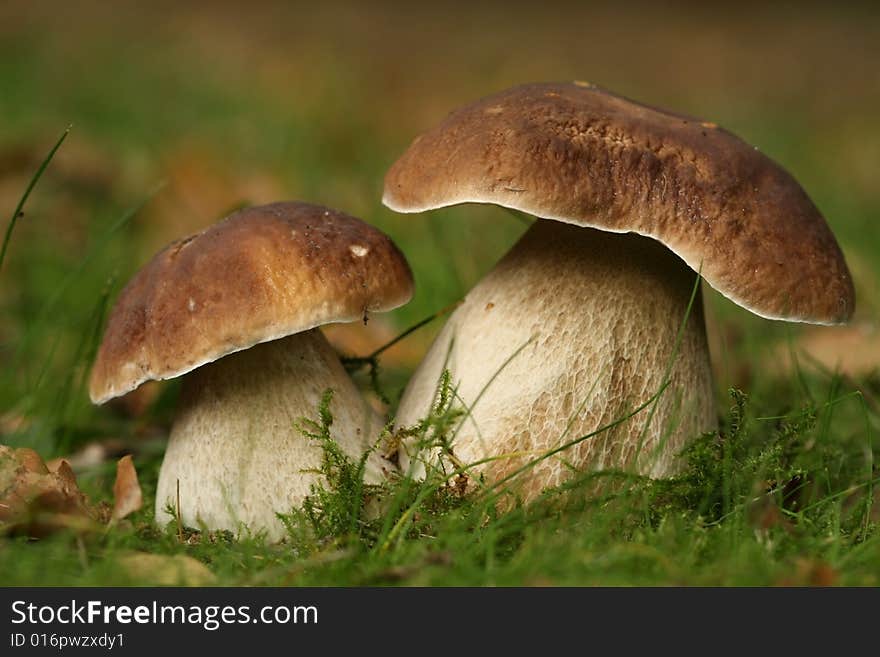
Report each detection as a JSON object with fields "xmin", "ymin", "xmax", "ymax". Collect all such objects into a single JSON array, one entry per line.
[
  {"xmin": 3, "ymin": 1, "xmax": 878, "ymax": 431},
  {"xmin": 0, "ymin": 1, "xmax": 878, "ymax": 584}
]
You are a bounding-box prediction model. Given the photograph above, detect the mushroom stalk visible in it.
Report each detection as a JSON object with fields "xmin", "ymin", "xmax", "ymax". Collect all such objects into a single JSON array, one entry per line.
[
  {"xmin": 394, "ymin": 219, "xmax": 716, "ymax": 499},
  {"xmin": 155, "ymin": 329, "xmax": 386, "ymax": 541}
]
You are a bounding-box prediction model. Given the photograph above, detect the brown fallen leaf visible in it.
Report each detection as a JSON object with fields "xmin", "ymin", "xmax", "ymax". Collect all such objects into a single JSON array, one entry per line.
[
  {"xmin": 111, "ymin": 455, "xmax": 143, "ymax": 522},
  {"xmin": 116, "ymin": 552, "xmax": 216, "ymax": 586},
  {"xmin": 0, "ymin": 445, "xmax": 97, "ymax": 537}
]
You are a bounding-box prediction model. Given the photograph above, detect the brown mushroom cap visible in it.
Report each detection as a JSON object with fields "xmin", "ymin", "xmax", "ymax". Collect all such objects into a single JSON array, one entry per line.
[
  {"xmin": 89, "ymin": 201, "xmax": 414, "ymax": 404},
  {"xmin": 384, "ymin": 81, "xmax": 854, "ymax": 325}
]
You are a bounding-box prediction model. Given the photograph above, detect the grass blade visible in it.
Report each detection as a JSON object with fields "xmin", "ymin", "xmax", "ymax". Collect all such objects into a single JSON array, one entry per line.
[{"xmin": 0, "ymin": 126, "xmax": 71, "ymax": 273}]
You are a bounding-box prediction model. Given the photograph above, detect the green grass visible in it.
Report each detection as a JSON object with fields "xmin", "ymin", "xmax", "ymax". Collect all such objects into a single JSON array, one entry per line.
[
  {"xmin": 0, "ymin": 2, "xmax": 878, "ymax": 586},
  {"xmin": 1, "ymin": 376, "xmax": 877, "ymax": 586}
]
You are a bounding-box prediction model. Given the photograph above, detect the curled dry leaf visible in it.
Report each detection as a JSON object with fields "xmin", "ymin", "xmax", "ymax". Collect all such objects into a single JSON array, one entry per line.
[
  {"xmin": 111, "ymin": 455, "xmax": 143, "ymax": 522},
  {"xmin": 0, "ymin": 445, "xmax": 96, "ymax": 537}
]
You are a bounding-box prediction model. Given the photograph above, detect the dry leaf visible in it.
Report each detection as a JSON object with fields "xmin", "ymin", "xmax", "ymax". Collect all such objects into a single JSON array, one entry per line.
[
  {"xmin": 111, "ymin": 455, "xmax": 143, "ymax": 522},
  {"xmin": 0, "ymin": 445, "xmax": 96, "ymax": 537},
  {"xmin": 116, "ymin": 552, "xmax": 216, "ymax": 586}
]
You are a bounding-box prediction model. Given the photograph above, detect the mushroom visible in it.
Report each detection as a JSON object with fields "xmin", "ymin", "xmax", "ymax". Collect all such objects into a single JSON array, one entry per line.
[
  {"xmin": 89, "ymin": 201, "xmax": 413, "ymax": 539},
  {"xmin": 384, "ymin": 82, "xmax": 854, "ymax": 499}
]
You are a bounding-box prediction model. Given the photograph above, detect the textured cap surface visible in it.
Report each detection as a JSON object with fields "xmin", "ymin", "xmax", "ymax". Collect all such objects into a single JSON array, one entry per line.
[
  {"xmin": 384, "ymin": 81, "xmax": 854, "ymax": 324},
  {"xmin": 90, "ymin": 202, "xmax": 414, "ymax": 403}
]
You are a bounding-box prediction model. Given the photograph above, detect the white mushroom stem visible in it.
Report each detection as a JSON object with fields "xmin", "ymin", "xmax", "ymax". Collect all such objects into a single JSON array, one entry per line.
[
  {"xmin": 155, "ymin": 329, "xmax": 388, "ymax": 541},
  {"xmin": 394, "ymin": 219, "xmax": 716, "ymax": 499}
]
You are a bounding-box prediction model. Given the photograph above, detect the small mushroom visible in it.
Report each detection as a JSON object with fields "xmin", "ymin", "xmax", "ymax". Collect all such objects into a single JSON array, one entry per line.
[
  {"xmin": 89, "ymin": 202, "xmax": 413, "ymax": 539},
  {"xmin": 384, "ymin": 82, "xmax": 854, "ymax": 499}
]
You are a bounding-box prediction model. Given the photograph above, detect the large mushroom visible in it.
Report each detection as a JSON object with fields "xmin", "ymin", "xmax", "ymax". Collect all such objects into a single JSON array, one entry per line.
[
  {"xmin": 385, "ymin": 82, "xmax": 854, "ymax": 499},
  {"xmin": 89, "ymin": 201, "xmax": 413, "ymax": 539}
]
